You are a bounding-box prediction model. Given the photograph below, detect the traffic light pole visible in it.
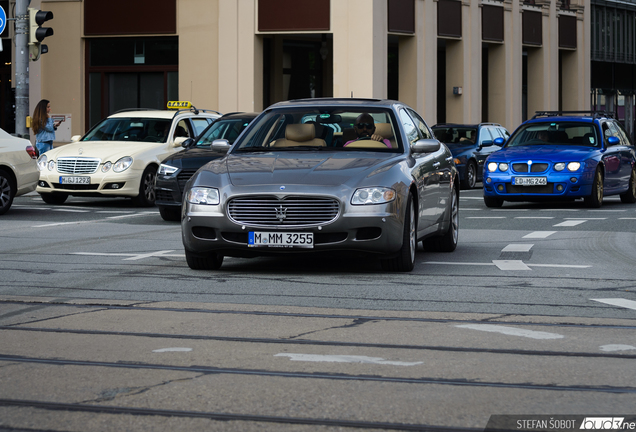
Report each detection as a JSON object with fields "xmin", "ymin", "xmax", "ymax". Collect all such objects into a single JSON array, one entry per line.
[{"xmin": 15, "ymin": 0, "xmax": 30, "ymax": 138}]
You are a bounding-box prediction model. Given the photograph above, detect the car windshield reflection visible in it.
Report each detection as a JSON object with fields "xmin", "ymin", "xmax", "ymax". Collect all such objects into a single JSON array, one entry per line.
[
  {"xmin": 82, "ymin": 118, "xmax": 173, "ymax": 143},
  {"xmin": 506, "ymin": 122, "xmax": 599, "ymax": 148},
  {"xmin": 234, "ymin": 108, "xmax": 402, "ymax": 152}
]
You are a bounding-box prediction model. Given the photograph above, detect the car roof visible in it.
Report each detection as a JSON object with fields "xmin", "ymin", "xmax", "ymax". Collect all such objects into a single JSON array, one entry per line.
[
  {"xmin": 219, "ymin": 112, "xmax": 260, "ymax": 119},
  {"xmin": 107, "ymin": 108, "xmax": 220, "ymax": 120},
  {"xmin": 527, "ymin": 111, "xmax": 616, "ymax": 124},
  {"xmin": 432, "ymin": 123, "xmax": 503, "ymax": 128},
  {"xmin": 266, "ymin": 98, "xmax": 401, "ymax": 109}
]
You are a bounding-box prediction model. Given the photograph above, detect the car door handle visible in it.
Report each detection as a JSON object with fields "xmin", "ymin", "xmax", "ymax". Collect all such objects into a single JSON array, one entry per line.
[
  {"xmin": 433, "ymin": 162, "xmax": 441, "ymax": 168},
  {"xmin": 445, "ymin": 157, "xmax": 453, "ymax": 162}
]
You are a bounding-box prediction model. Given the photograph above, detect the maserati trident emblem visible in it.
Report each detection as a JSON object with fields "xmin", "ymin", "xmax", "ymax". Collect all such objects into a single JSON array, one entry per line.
[{"xmin": 275, "ymin": 205, "xmax": 287, "ymax": 222}]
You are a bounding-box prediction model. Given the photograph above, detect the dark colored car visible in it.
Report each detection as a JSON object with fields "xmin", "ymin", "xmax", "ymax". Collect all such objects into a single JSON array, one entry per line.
[
  {"xmin": 155, "ymin": 112, "xmax": 258, "ymax": 221},
  {"xmin": 483, "ymin": 111, "xmax": 636, "ymax": 208},
  {"xmin": 181, "ymin": 98, "xmax": 460, "ymax": 272},
  {"xmin": 432, "ymin": 123, "xmax": 509, "ymax": 189}
]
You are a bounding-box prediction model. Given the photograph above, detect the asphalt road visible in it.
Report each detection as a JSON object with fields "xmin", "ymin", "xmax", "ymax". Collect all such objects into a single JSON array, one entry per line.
[{"xmin": 1, "ymin": 189, "xmax": 635, "ymax": 431}]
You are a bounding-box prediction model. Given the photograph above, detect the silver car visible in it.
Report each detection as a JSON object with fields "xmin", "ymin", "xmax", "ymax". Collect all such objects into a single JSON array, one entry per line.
[{"xmin": 182, "ymin": 98, "xmax": 459, "ymax": 272}]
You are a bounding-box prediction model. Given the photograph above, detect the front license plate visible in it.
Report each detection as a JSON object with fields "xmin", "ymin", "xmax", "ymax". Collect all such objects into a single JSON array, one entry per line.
[
  {"xmin": 514, "ymin": 177, "xmax": 547, "ymax": 186},
  {"xmin": 59, "ymin": 176, "xmax": 90, "ymax": 185},
  {"xmin": 248, "ymin": 232, "xmax": 314, "ymax": 248}
]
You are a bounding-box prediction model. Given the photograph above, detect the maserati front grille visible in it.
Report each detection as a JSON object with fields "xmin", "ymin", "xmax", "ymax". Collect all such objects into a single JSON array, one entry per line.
[{"xmin": 228, "ymin": 196, "xmax": 340, "ymax": 226}]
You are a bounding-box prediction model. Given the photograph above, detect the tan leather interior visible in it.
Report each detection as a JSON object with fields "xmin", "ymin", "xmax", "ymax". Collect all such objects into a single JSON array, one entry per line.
[
  {"xmin": 272, "ymin": 124, "xmax": 326, "ymax": 147},
  {"xmin": 345, "ymin": 140, "xmax": 388, "ymax": 148}
]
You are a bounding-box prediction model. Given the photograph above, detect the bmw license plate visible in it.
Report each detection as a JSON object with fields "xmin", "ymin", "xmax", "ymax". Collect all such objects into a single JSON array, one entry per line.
[
  {"xmin": 248, "ymin": 232, "xmax": 314, "ymax": 248},
  {"xmin": 59, "ymin": 176, "xmax": 90, "ymax": 185},
  {"xmin": 514, "ymin": 177, "xmax": 547, "ymax": 186}
]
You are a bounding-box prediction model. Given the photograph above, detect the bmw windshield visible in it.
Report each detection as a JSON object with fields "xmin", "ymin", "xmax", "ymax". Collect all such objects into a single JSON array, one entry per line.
[{"xmin": 505, "ymin": 122, "xmax": 599, "ymax": 148}]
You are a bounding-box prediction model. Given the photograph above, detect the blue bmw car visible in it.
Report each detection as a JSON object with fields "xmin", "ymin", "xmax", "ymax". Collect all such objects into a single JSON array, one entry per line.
[{"xmin": 483, "ymin": 111, "xmax": 636, "ymax": 208}]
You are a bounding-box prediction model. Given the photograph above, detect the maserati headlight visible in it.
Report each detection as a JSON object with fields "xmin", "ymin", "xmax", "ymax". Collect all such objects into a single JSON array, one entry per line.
[
  {"xmin": 37, "ymin": 154, "xmax": 47, "ymax": 171},
  {"xmin": 158, "ymin": 164, "xmax": 179, "ymax": 176},
  {"xmin": 567, "ymin": 162, "xmax": 581, "ymax": 171},
  {"xmin": 187, "ymin": 187, "xmax": 220, "ymax": 205},
  {"xmin": 113, "ymin": 156, "xmax": 133, "ymax": 173},
  {"xmin": 351, "ymin": 187, "xmax": 396, "ymax": 205}
]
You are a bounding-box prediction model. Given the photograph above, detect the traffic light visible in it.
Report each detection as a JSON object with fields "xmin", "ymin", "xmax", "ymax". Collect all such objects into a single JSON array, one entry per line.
[{"xmin": 28, "ymin": 8, "xmax": 54, "ymax": 61}]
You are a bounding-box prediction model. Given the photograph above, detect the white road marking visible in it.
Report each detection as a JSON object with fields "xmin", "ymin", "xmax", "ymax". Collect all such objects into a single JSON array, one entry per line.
[
  {"xmin": 492, "ymin": 260, "xmax": 531, "ymax": 270},
  {"xmin": 600, "ymin": 344, "xmax": 636, "ymax": 352},
  {"xmin": 619, "ymin": 218, "xmax": 636, "ymax": 220},
  {"xmin": 553, "ymin": 220, "xmax": 587, "ymax": 227},
  {"xmin": 460, "ymin": 208, "xmax": 482, "ymax": 211},
  {"xmin": 564, "ymin": 217, "xmax": 606, "ymax": 220},
  {"xmin": 523, "ymin": 231, "xmax": 557, "ymax": 239},
  {"xmin": 515, "ymin": 217, "xmax": 555, "ymax": 219},
  {"xmin": 152, "ymin": 347, "xmax": 193, "ymax": 353},
  {"xmin": 460, "ymin": 197, "xmax": 484, "ymax": 200},
  {"xmin": 492, "ymin": 209, "xmax": 529, "ymax": 212},
  {"xmin": 540, "ymin": 209, "xmax": 580, "ymax": 212},
  {"xmin": 274, "ymin": 354, "xmax": 423, "ymax": 366},
  {"xmin": 502, "ymin": 244, "xmax": 534, "ymax": 252},
  {"xmin": 423, "ymin": 262, "xmax": 591, "ymax": 269},
  {"xmin": 33, "ymin": 212, "xmax": 155, "ymax": 227},
  {"xmin": 589, "ymin": 209, "xmax": 627, "ymax": 212},
  {"xmin": 71, "ymin": 251, "xmax": 184, "ymax": 260},
  {"xmin": 466, "ymin": 217, "xmax": 506, "ymax": 219},
  {"xmin": 52, "ymin": 209, "xmax": 91, "ymax": 213},
  {"xmin": 456, "ymin": 324, "xmax": 564, "ymax": 340},
  {"xmin": 96, "ymin": 211, "xmax": 137, "ymax": 214},
  {"xmin": 591, "ymin": 298, "xmax": 636, "ymax": 311}
]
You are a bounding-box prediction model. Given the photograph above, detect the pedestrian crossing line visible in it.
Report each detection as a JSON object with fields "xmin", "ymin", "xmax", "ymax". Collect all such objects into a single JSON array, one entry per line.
[
  {"xmin": 591, "ymin": 298, "xmax": 636, "ymax": 311},
  {"xmin": 553, "ymin": 220, "xmax": 587, "ymax": 227},
  {"xmin": 523, "ymin": 231, "xmax": 557, "ymax": 239}
]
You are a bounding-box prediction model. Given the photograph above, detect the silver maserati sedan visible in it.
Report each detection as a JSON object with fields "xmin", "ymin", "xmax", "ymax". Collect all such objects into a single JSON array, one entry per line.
[{"xmin": 181, "ymin": 98, "xmax": 459, "ymax": 272}]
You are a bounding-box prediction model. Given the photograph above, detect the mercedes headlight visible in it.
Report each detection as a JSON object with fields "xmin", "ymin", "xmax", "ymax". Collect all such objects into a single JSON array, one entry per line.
[
  {"xmin": 113, "ymin": 156, "xmax": 133, "ymax": 173},
  {"xmin": 101, "ymin": 161, "xmax": 112, "ymax": 173},
  {"xmin": 187, "ymin": 187, "xmax": 220, "ymax": 205},
  {"xmin": 37, "ymin": 154, "xmax": 47, "ymax": 171},
  {"xmin": 351, "ymin": 187, "xmax": 396, "ymax": 205}
]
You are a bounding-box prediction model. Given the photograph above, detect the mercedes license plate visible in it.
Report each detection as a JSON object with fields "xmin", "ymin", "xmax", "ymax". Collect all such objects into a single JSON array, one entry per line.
[
  {"xmin": 59, "ymin": 176, "xmax": 90, "ymax": 185},
  {"xmin": 514, "ymin": 177, "xmax": 547, "ymax": 186},
  {"xmin": 248, "ymin": 232, "xmax": 314, "ymax": 248}
]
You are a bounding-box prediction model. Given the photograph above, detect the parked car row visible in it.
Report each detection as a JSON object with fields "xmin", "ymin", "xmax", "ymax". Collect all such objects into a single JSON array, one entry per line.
[{"xmin": 3, "ymin": 99, "xmax": 635, "ymax": 272}]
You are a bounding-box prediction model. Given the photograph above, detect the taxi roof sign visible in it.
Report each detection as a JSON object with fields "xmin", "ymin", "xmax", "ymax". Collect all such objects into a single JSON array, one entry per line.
[{"xmin": 167, "ymin": 101, "xmax": 192, "ymax": 110}]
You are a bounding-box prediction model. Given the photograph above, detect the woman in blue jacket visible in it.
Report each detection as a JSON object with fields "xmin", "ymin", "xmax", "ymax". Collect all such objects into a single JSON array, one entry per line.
[{"xmin": 32, "ymin": 99, "xmax": 62, "ymax": 156}]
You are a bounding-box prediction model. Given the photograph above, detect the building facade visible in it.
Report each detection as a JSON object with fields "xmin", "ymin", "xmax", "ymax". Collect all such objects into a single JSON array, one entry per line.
[{"xmin": 2, "ymin": 0, "xmax": 590, "ymax": 140}]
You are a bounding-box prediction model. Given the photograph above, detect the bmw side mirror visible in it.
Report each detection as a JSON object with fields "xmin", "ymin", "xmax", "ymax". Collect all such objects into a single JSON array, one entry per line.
[
  {"xmin": 607, "ymin": 136, "xmax": 620, "ymax": 146},
  {"xmin": 411, "ymin": 139, "xmax": 440, "ymax": 154},
  {"xmin": 181, "ymin": 138, "xmax": 195, "ymax": 148},
  {"xmin": 493, "ymin": 137, "xmax": 505, "ymax": 146},
  {"xmin": 212, "ymin": 139, "xmax": 231, "ymax": 153}
]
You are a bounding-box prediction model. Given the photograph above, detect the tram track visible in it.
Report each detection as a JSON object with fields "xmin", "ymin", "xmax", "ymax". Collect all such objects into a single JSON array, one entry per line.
[
  {"xmin": 1, "ymin": 326, "xmax": 635, "ymax": 360},
  {"xmin": 0, "ymin": 354, "xmax": 633, "ymax": 394},
  {"xmin": 0, "ymin": 398, "xmax": 482, "ymax": 431}
]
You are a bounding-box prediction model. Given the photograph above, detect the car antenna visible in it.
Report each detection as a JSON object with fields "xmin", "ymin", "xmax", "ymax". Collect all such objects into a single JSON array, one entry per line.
[{"xmin": 351, "ymin": 91, "xmax": 353, "ymax": 98}]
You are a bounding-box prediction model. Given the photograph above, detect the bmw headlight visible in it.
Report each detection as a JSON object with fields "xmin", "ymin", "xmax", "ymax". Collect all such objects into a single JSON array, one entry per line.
[
  {"xmin": 101, "ymin": 161, "xmax": 112, "ymax": 173},
  {"xmin": 158, "ymin": 163, "xmax": 179, "ymax": 176},
  {"xmin": 37, "ymin": 154, "xmax": 47, "ymax": 171},
  {"xmin": 187, "ymin": 187, "xmax": 220, "ymax": 205},
  {"xmin": 567, "ymin": 162, "xmax": 581, "ymax": 171},
  {"xmin": 113, "ymin": 156, "xmax": 133, "ymax": 173},
  {"xmin": 351, "ymin": 187, "xmax": 396, "ymax": 205}
]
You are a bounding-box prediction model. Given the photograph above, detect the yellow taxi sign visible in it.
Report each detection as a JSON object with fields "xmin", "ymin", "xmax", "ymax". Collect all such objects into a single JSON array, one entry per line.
[{"xmin": 167, "ymin": 101, "xmax": 192, "ymax": 110}]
